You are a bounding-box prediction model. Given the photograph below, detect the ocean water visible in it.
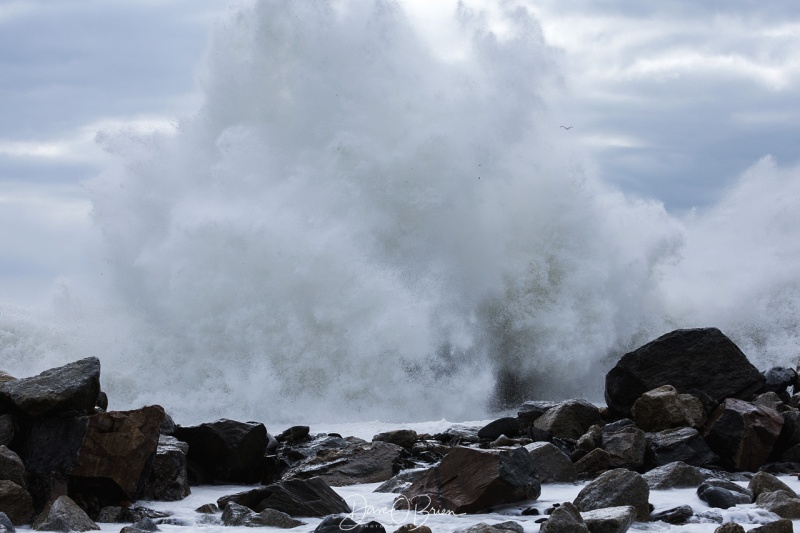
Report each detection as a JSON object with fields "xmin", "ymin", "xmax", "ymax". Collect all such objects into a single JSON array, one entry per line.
[{"xmin": 1, "ymin": 1, "xmax": 799, "ymax": 426}]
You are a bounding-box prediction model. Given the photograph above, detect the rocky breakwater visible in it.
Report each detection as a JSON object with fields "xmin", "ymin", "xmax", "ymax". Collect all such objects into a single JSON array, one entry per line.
[{"xmin": 3, "ymin": 326, "xmax": 800, "ymax": 533}]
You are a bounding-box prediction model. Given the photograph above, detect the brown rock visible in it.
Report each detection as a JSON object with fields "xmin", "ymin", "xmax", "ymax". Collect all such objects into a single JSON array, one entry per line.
[
  {"xmin": 632, "ymin": 385, "xmax": 706, "ymax": 431},
  {"xmin": 533, "ymin": 399, "xmax": 602, "ymax": 440},
  {"xmin": 749, "ymin": 471, "xmax": 797, "ymax": 500}
]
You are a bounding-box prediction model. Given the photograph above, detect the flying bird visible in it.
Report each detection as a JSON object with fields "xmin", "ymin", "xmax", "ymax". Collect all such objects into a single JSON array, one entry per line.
[{"xmin": 560, "ymin": 125, "xmax": 573, "ymax": 130}]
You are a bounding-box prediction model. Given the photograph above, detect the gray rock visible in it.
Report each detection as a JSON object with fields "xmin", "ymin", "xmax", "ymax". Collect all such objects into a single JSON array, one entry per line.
[
  {"xmin": 283, "ymin": 440, "xmax": 408, "ymax": 486},
  {"xmin": 540, "ymin": 502, "xmax": 589, "ymax": 533},
  {"xmin": 580, "ymin": 505, "xmax": 636, "ymax": 533},
  {"xmin": 0, "ymin": 480, "xmax": 32, "ymax": 526},
  {"xmin": 525, "ymin": 442, "xmax": 577, "ymax": 483},
  {"xmin": 749, "ymin": 519, "xmax": 794, "ymax": 533},
  {"xmin": 650, "ymin": 505, "xmax": 693, "ymax": 524},
  {"xmin": 756, "ymin": 490, "xmax": 800, "ymax": 519},
  {"xmin": 142, "ymin": 435, "xmax": 190, "ymax": 501},
  {"xmin": 221, "ymin": 502, "xmax": 254, "ymax": 526},
  {"xmin": 374, "ymin": 469, "xmax": 427, "ymax": 494},
  {"xmin": 643, "ymin": 461, "xmax": 710, "ymax": 490},
  {"xmin": 194, "ymin": 503, "xmax": 219, "ymax": 514},
  {"xmin": 533, "ymin": 399, "xmax": 603, "ymax": 440},
  {"xmin": 0, "ymin": 446, "xmax": 26, "ymax": 490},
  {"xmin": 698, "ymin": 486, "xmax": 743, "ymax": 509},
  {"xmin": 0, "ymin": 358, "xmax": 101, "ymax": 417},
  {"xmin": 218, "ymin": 477, "xmax": 351, "ymax": 517},
  {"xmin": 373, "ymin": 429, "xmax": 418, "ymax": 449},
  {"xmin": 0, "ymin": 512, "xmax": 14, "ymax": 533},
  {"xmin": 602, "ymin": 426, "xmax": 646, "ymax": 471},
  {"xmin": 632, "ymin": 385, "xmax": 707, "ymax": 431},
  {"xmin": 573, "ymin": 469, "xmax": 650, "ymax": 521},
  {"xmin": 699, "ymin": 478, "xmax": 754, "ymax": 502},
  {"xmin": 646, "ymin": 427, "xmax": 719, "ymax": 468},
  {"xmin": 574, "ymin": 448, "xmax": 611, "ymax": 478},
  {"xmin": 32, "ymin": 495, "xmax": 99, "ymax": 532},
  {"xmin": 714, "ymin": 524, "xmax": 746, "ymax": 533},
  {"xmin": 455, "ymin": 521, "xmax": 523, "ymax": 533},
  {"xmin": 250, "ymin": 508, "xmax": 306, "ymax": 528},
  {"xmin": 749, "ymin": 471, "xmax": 797, "ymax": 499},
  {"xmin": 754, "ymin": 392, "xmax": 785, "ymax": 411}
]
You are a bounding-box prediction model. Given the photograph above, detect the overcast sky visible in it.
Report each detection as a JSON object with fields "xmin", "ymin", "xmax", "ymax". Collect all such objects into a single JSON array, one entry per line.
[{"xmin": 1, "ymin": 0, "xmax": 799, "ymax": 306}]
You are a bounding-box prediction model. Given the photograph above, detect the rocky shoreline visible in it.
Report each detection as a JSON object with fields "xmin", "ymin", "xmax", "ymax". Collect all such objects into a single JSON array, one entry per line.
[{"xmin": 1, "ymin": 327, "xmax": 800, "ymax": 532}]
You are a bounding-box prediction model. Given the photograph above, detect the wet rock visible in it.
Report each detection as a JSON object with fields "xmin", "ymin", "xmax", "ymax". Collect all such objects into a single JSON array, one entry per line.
[
  {"xmin": 394, "ymin": 525, "xmax": 431, "ymax": 533},
  {"xmin": 374, "ymin": 469, "xmax": 427, "ymax": 494},
  {"xmin": 755, "ymin": 490, "xmax": 800, "ymax": 519},
  {"xmin": 283, "ymin": 440, "xmax": 409, "ymax": 486},
  {"xmin": 580, "ymin": 505, "xmax": 636, "ymax": 533},
  {"xmin": 698, "ymin": 479, "xmax": 753, "ymax": 503},
  {"xmin": 642, "ymin": 461, "xmax": 710, "ymax": 490},
  {"xmin": 574, "ymin": 448, "xmax": 611, "ymax": 478},
  {"xmin": 576, "ymin": 425, "xmax": 602, "ymax": 453},
  {"xmin": 0, "ymin": 512, "xmax": 13, "ymax": 532},
  {"xmin": 194, "ymin": 503, "xmax": 219, "ymax": 514},
  {"xmin": 601, "ymin": 426, "xmax": 646, "ymax": 471},
  {"xmin": 650, "ymin": 505, "xmax": 693, "ymax": 525},
  {"xmin": 525, "ymin": 442, "xmax": 577, "ymax": 483},
  {"xmin": 175, "ymin": 419, "xmax": 268, "ymax": 484},
  {"xmin": 632, "ymin": 385, "xmax": 706, "ymax": 431},
  {"xmin": 517, "ymin": 401, "xmax": 558, "ymax": 429},
  {"xmin": 0, "ymin": 446, "xmax": 26, "ymax": 490},
  {"xmin": 0, "ymin": 358, "xmax": 101, "ymax": 418},
  {"xmin": 373, "ymin": 430, "xmax": 418, "ymax": 449},
  {"xmin": 433, "ymin": 425, "xmax": 481, "ymax": 445},
  {"xmin": 142, "ymin": 435, "xmax": 190, "ymax": 501},
  {"xmin": 0, "ymin": 480, "xmax": 33, "ymax": 526},
  {"xmin": 704, "ymin": 398, "xmax": 784, "ymax": 471},
  {"xmin": 754, "ymin": 392, "xmax": 785, "ymax": 412},
  {"xmin": 533, "ymin": 399, "xmax": 602, "ymax": 440},
  {"xmin": 395, "ymin": 446, "xmax": 540, "ymax": 514},
  {"xmin": 250, "ymin": 508, "xmax": 306, "ymax": 528},
  {"xmin": 32, "ymin": 495, "xmax": 99, "ymax": 532},
  {"xmin": 749, "ymin": 471, "xmax": 797, "ymax": 499},
  {"xmin": 478, "ymin": 418, "xmax": 520, "ymax": 440},
  {"xmin": 217, "ymin": 476, "xmax": 351, "ymax": 517},
  {"xmin": 750, "ymin": 518, "xmax": 794, "ymax": 533},
  {"xmin": 539, "ymin": 502, "xmax": 589, "ymax": 533},
  {"xmin": 313, "ymin": 515, "xmax": 385, "ymax": 533},
  {"xmin": 763, "ymin": 367, "xmax": 797, "ymax": 396},
  {"xmin": 277, "ymin": 426, "xmax": 311, "ymax": 443},
  {"xmin": 94, "ymin": 506, "xmax": 170, "ymax": 524},
  {"xmin": 221, "ymin": 501, "xmax": 254, "ymax": 526},
  {"xmin": 645, "ymin": 427, "xmax": 719, "ymax": 468},
  {"xmin": 454, "ymin": 521, "xmax": 523, "ymax": 533},
  {"xmin": 698, "ymin": 486, "xmax": 744, "ymax": 509},
  {"xmin": 605, "ymin": 328, "xmax": 764, "ymax": 418},
  {"xmin": 714, "ymin": 524, "xmax": 745, "ymax": 533},
  {"xmin": 573, "ymin": 468, "xmax": 650, "ymax": 521}
]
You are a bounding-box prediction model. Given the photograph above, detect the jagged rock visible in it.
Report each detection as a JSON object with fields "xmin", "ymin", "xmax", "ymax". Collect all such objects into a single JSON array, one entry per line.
[
  {"xmin": 395, "ymin": 446, "xmax": 540, "ymax": 514},
  {"xmin": 642, "ymin": 461, "xmax": 710, "ymax": 490},
  {"xmin": 756, "ymin": 490, "xmax": 800, "ymax": 519},
  {"xmin": 373, "ymin": 430, "xmax": 418, "ymax": 449},
  {"xmin": 95, "ymin": 391, "xmax": 108, "ymax": 412},
  {"xmin": 517, "ymin": 401, "xmax": 558, "ymax": 429},
  {"xmin": 605, "ymin": 328, "xmax": 765, "ymax": 418},
  {"xmin": 704, "ymin": 398, "xmax": 784, "ymax": 471},
  {"xmin": 32, "ymin": 495, "xmax": 99, "ymax": 532},
  {"xmin": 0, "ymin": 480, "xmax": 33, "ymax": 526},
  {"xmin": 645, "ymin": 427, "xmax": 719, "ymax": 468},
  {"xmin": 142, "ymin": 435, "xmax": 190, "ymax": 501},
  {"xmin": 478, "ymin": 418, "xmax": 520, "ymax": 440},
  {"xmin": 0, "ymin": 415, "xmax": 13, "ymax": 447},
  {"xmin": 574, "ymin": 448, "xmax": 611, "ymax": 478},
  {"xmin": 714, "ymin": 524, "xmax": 746, "ymax": 533},
  {"xmin": 632, "ymin": 385, "xmax": 706, "ymax": 431},
  {"xmin": 221, "ymin": 501, "xmax": 254, "ymax": 526},
  {"xmin": 601, "ymin": 426, "xmax": 646, "ymax": 471},
  {"xmin": 174, "ymin": 419, "xmax": 268, "ymax": 484},
  {"xmin": 94, "ymin": 506, "xmax": 169, "ymax": 524},
  {"xmin": 283, "ymin": 440, "xmax": 409, "ymax": 486},
  {"xmin": 0, "ymin": 447, "xmax": 26, "ymax": 490},
  {"xmin": 277, "ymin": 426, "xmax": 311, "ymax": 443},
  {"xmin": 580, "ymin": 505, "xmax": 636, "ymax": 533},
  {"xmin": 217, "ymin": 476, "xmax": 350, "ymax": 517},
  {"xmin": 750, "ymin": 518, "xmax": 794, "ymax": 533},
  {"xmin": 533, "ymin": 400, "xmax": 602, "ymax": 440},
  {"xmin": 525, "ymin": 442, "xmax": 577, "ymax": 483},
  {"xmin": 573, "ymin": 469, "xmax": 650, "ymax": 521},
  {"xmin": 763, "ymin": 367, "xmax": 797, "ymax": 395},
  {"xmin": 314, "ymin": 515, "xmax": 385, "ymax": 533},
  {"xmin": 538, "ymin": 502, "xmax": 589, "ymax": 533},
  {"xmin": 374, "ymin": 469, "xmax": 427, "ymax": 494},
  {"xmin": 576, "ymin": 425, "xmax": 603, "ymax": 453},
  {"xmin": 650, "ymin": 505, "xmax": 693, "ymax": 524},
  {"xmin": 0, "ymin": 511, "xmax": 13, "ymax": 532},
  {"xmin": 0, "ymin": 358, "xmax": 101, "ymax": 417},
  {"xmin": 749, "ymin": 472, "xmax": 797, "ymax": 499}
]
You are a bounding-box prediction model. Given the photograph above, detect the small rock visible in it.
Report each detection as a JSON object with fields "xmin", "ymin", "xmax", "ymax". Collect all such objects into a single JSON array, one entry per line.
[
  {"xmin": 650, "ymin": 505, "xmax": 693, "ymax": 525},
  {"xmin": 643, "ymin": 461, "xmax": 710, "ymax": 490},
  {"xmin": 195, "ymin": 503, "xmax": 219, "ymax": 514},
  {"xmin": 32, "ymin": 495, "xmax": 99, "ymax": 532},
  {"xmin": 250, "ymin": 508, "xmax": 306, "ymax": 528},
  {"xmin": 580, "ymin": 505, "xmax": 636, "ymax": 533},
  {"xmin": 714, "ymin": 524, "xmax": 746, "ymax": 533},
  {"xmin": 749, "ymin": 471, "xmax": 798, "ymax": 499},
  {"xmin": 373, "ymin": 430, "xmax": 418, "ymax": 449},
  {"xmin": 756, "ymin": 490, "xmax": 800, "ymax": 519},
  {"xmin": 0, "ymin": 446, "xmax": 27, "ymax": 490},
  {"xmin": 539, "ymin": 502, "xmax": 589, "ymax": 533},
  {"xmin": 478, "ymin": 418, "xmax": 520, "ymax": 440},
  {"xmin": 0, "ymin": 512, "xmax": 14, "ymax": 533},
  {"xmin": 0, "ymin": 480, "xmax": 33, "ymax": 526},
  {"xmin": 525, "ymin": 442, "xmax": 577, "ymax": 483},
  {"xmin": 749, "ymin": 518, "xmax": 794, "ymax": 533},
  {"xmin": 573, "ymin": 468, "xmax": 650, "ymax": 521}
]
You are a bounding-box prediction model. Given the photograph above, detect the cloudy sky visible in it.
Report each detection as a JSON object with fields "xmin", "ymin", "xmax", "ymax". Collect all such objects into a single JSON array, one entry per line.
[{"xmin": 1, "ymin": 0, "xmax": 799, "ymax": 307}]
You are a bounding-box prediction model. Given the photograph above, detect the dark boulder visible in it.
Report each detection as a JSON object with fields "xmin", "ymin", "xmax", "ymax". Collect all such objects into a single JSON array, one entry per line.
[
  {"xmin": 478, "ymin": 418, "xmax": 520, "ymax": 440},
  {"xmin": 373, "ymin": 430, "xmax": 418, "ymax": 449},
  {"xmin": 601, "ymin": 426, "xmax": 646, "ymax": 471},
  {"xmin": 539, "ymin": 502, "xmax": 589, "ymax": 533},
  {"xmin": 650, "ymin": 505, "xmax": 693, "ymax": 525},
  {"xmin": 142, "ymin": 435, "xmax": 190, "ymax": 501},
  {"xmin": 573, "ymin": 468, "xmax": 649, "ymax": 521},
  {"xmin": 0, "ymin": 358, "xmax": 100, "ymax": 418},
  {"xmin": 31, "ymin": 495, "xmax": 99, "ymax": 532},
  {"xmin": 0, "ymin": 480, "xmax": 33, "ymax": 526},
  {"xmin": 574, "ymin": 448, "xmax": 611, "ymax": 479},
  {"xmin": 314, "ymin": 515, "xmax": 385, "ymax": 533},
  {"xmin": 605, "ymin": 328, "xmax": 764, "ymax": 418},
  {"xmin": 276, "ymin": 425, "xmax": 311, "ymax": 444},
  {"xmin": 395, "ymin": 446, "xmax": 540, "ymax": 514},
  {"xmin": 533, "ymin": 399, "xmax": 602, "ymax": 440},
  {"xmin": 755, "ymin": 490, "xmax": 800, "ymax": 519},
  {"xmin": 580, "ymin": 505, "xmax": 636, "ymax": 533},
  {"xmin": 642, "ymin": 461, "xmax": 710, "ymax": 490},
  {"xmin": 645, "ymin": 427, "xmax": 719, "ymax": 468},
  {"xmin": 703, "ymin": 398, "xmax": 784, "ymax": 471},
  {"xmin": 750, "ymin": 519, "xmax": 794, "ymax": 533},
  {"xmin": 517, "ymin": 401, "xmax": 557, "ymax": 431},
  {"xmin": 217, "ymin": 477, "xmax": 350, "ymax": 517},
  {"xmin": 762, "ymin": 367, "xmax": 797, "ymax": 396},
  {"xmin": 697, "ymin": 486, "xmax": 744, "ymax": 509},
  {"xmin": 175, "ymin": 419, "xmax": 268, "ymax": 484},
  {"xmin": 749, "ymin": 471, "xmax": 797, "ymax": 500},
  {"xmin": 631, "ymin": 385, "xmax": 706, "ymax": 432},
  {"xmin": 283, "ymin": 440, "xmax": 409, "ymax": 486},
  {"xmin": 525, "ymin": 442, "xmax": 577, "ymax": 483}
]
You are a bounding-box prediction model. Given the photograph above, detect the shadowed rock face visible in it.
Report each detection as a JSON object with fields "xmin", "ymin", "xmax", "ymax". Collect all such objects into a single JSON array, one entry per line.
[
  {"xmin": 217, "ymin": 477, "xmax": 351, "ymax": 518},
  {"xmin": 395, "ymin": 446, "xmax": 541, "ymax": 514},
  {"xmin": 605, "ymin": 328, "xmax": 765, "ymax": 418}
]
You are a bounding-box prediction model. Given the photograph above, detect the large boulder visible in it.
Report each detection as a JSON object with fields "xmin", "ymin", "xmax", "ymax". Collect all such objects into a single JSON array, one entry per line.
[
  {"xmin": 395, "ymin": 446, "xmax": 540, "ymax": 514},
  {"xmin": 217, "ymin": 477, "xmax": 350, "ymax": 517},
  {"xmin": 0, "ymin": 480, "xmax": 33, "ymax": 526},
  {"xmin": 175, "ymin": 419, "xmax": 268, "ymax": 484},
  {"xmin": 22, "ymin": 405, "xmax": 164, "ymax": 510},
  {"xmin": 0, "ymin": 358, "xmax": 101, "ymax": 418},
  {"xmin": 141, "ymin": 435, "xmax": 190, "ymax": 501},
  {"xmin": 605, "ymin": 328, "xmax": 765, "ymax": 417},
  {"xmin": 525, "ymin": 442, "xmax": 577, "ymax": 483},
  {"xmin": 645, "ymin": 427, "xmax": 719, "ymax": 468},
  {"xmin": 573, "ymin": 469, "xmax": 649, "ymax": 521},
  {"xmin": 283, "ymin": 440, "xmax": 408, "ymax": 486},
  {"xmin": 703, "ymin": 398, "xmax": 784, "ymax": 471},
  {"xmin": 32, "ymin": 495, "xmax": 99, "ymax": 532},
  {"xmin": 533, "ymin": 400, "xmax": 602, "ymax": 440},
  {"xmin": 631, "ymin": 385, "xmax": 706, "ymax": 431}
]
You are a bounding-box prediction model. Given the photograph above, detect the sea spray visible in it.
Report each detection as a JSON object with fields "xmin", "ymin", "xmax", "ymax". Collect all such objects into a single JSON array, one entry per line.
[{"xmin": 1, "ymin": 1, "xmax": 798, "ymax": 424}]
